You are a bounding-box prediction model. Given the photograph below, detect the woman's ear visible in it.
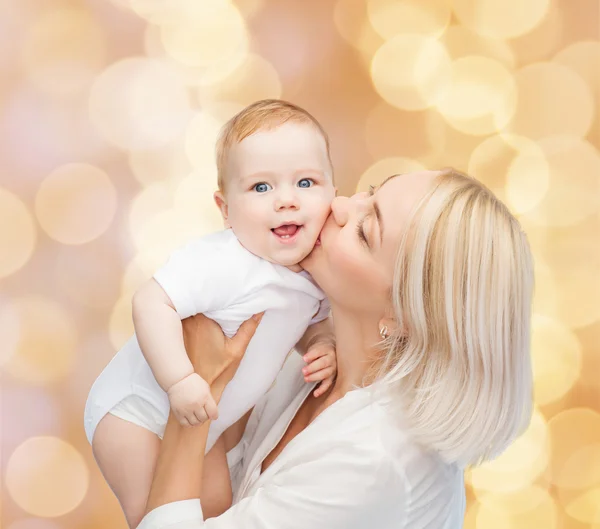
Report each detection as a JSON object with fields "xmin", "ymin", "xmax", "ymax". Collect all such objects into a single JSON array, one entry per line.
[{"xmin": 214, "ymin": 191, "xmax": 230, "ymax": 228}]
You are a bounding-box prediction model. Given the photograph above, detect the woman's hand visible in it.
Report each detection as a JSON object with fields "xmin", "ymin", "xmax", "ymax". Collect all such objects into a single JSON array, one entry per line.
[{"xmin": 181, "ymin": 312, "xmax": 264, "ymax": 401}]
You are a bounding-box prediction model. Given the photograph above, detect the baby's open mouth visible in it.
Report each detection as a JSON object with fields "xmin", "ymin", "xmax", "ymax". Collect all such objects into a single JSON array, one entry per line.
[{"xmin": 272, "ymin": 224, "xmax": 302, "ymax": 240}]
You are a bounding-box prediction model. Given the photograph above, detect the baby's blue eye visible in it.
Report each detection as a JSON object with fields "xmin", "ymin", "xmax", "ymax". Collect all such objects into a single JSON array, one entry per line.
[
  {"xmin": 298, "ymin": 178, "xmax": 314, "ymax": 188},
  {"xmin": 253, "ymin": 182, "xmax": 272, "ymax": 193}
]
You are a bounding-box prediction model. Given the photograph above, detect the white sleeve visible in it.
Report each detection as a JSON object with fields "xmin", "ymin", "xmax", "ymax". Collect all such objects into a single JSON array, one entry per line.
[
  {"xmin": 309, "ymin": 296, "xmax": 331, "ymax": 325},
  {"xmin": 153, "ymin": 235, "xmax": 240, "ymax": 319},
  {"xmin": 137, "ymin": 444, "xmax": 407, "ymax": 529}
]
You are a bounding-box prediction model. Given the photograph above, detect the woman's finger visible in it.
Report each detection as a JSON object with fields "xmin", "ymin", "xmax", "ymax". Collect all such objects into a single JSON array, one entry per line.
[
  {"xmin": 229, "ymin": 312, "xmax": 264, "ymax": 357},
  {"xmin": 304, "ymin": 366, "xmax": 335, "ymax": 382}
]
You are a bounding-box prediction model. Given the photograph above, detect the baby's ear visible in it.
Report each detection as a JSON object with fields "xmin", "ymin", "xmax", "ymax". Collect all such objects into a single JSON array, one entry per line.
[{"xmin": 213, "ymin": 191, "xmax": 230, "ymax": 228}]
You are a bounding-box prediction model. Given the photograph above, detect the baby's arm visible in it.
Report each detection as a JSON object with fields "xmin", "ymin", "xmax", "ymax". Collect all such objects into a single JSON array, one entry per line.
[{"xmin": 132, "ymin": 279, "xmax": 218, "ymax": 425}]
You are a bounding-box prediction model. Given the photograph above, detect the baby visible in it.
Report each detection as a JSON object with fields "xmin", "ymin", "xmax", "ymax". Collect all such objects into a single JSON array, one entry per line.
[{"xmin": 84, "ymin": 100, "xmax": 337, "ymax": 527}]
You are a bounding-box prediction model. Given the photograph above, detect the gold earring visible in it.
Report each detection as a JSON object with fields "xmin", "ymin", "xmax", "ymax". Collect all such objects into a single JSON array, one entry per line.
[{"xmin": 379, "ymin": 325, "xmax": 388, "ymax": 339}]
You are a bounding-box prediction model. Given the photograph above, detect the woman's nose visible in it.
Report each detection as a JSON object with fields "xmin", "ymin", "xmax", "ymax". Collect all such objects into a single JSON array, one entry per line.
[{"xmin": 331, "ymin": 196, "xmax": 350, "ymax": 226}]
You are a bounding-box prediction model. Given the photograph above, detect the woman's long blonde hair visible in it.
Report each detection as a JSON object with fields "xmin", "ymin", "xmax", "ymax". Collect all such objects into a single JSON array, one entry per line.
[{"xmin": 372, "ymin": 169, "xmax": 534, "ymax": 468}]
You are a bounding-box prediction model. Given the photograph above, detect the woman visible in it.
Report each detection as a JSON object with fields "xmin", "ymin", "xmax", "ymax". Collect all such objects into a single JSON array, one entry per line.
[{"xmin": 138, "ymin": 169, "xmax": 534, "ymax": 528}]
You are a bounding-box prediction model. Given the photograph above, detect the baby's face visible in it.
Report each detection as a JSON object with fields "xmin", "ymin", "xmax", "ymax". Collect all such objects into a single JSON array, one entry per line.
[{"xmin": 218, "ymin": 122, "xmax": 335, "ymax": 270}]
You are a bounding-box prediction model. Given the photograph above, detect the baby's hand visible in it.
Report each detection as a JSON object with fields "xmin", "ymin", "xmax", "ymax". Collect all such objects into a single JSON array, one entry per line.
[
  {"xmin": 302, "ymin": 342, "xmax": 337, "ymax": 398},
  {"xmin": 167, "ymin": 373, "xmax": 219, "ymax": 426}
]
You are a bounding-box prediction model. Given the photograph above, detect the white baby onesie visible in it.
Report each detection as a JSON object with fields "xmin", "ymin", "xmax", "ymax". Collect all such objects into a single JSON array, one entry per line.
[{"xmin": 84, "ymin": 229, "xmax": 328, "ymax": 452}]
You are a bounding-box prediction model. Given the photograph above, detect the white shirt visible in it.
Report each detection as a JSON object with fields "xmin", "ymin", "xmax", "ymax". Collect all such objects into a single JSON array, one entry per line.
[
  {"xmin": 84, "ymin": 229, "xmax": 328, "ymax": 449},
  {"xmin": 137, "ymin": 353, "xmax": 467, "ymax": 529}
]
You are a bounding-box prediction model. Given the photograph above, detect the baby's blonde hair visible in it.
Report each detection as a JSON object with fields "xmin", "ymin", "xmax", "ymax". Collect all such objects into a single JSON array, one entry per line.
[
  {"xmin": 215, "ymin": 99, "xmax": 333, "ymax": 192},
  {"xmin": 373, "ymin": 169, "xmax": 534, "ymax": 468}
]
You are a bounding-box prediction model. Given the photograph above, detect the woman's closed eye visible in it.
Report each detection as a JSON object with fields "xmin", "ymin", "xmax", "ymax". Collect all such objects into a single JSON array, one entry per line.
[
  {"xmin": 356, "ymin": 185, "xmax": 378, "ymax": 248},
  {"xmin": 356, "ymin": 218, "xmax": 370, "ymax": 248}
]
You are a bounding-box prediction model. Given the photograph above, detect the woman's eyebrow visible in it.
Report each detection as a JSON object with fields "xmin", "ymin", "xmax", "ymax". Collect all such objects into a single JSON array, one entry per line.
[
  {"xmin": 373, "ymin": 200, "xmax": 383, "ymax": 244},
  {"xmin": 379, "ymin": 173, "xmax": 402, "ymax": 188}
]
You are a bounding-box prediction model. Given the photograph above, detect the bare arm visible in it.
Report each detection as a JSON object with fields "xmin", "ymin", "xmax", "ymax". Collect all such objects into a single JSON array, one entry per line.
[
  {"xmin": 132, "ymin": 278, "xmax": 194, "ymax": 392},
  {"xmin": 145, "ymin": 313, "xmax": 262, "ymax": 515}
]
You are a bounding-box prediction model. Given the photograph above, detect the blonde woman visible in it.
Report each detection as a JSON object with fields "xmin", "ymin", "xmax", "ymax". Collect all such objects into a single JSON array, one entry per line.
[{"xmin": 137, "ymin": 169, "xmax": 534, "ymax": 529}]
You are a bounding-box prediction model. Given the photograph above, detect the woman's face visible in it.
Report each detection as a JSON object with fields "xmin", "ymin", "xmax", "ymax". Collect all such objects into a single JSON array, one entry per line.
[{"xmin": 301, "ymin": 170, "xmax": 440, "ymax": 314}]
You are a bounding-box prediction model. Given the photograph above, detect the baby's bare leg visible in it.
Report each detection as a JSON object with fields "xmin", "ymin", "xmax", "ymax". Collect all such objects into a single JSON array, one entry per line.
[
  {"xmin": 92, "ymin": 414, "xmax": 161, "ymax": 529},
  {"xmin": 201, "ymin": 436, "xmax": 233, "ymax": 519}
]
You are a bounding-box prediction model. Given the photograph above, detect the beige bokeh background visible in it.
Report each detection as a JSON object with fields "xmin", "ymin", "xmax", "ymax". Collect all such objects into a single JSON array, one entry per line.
[{"xmin": 1, "ymin": 0, "xmax": 599, "ymax": 528}]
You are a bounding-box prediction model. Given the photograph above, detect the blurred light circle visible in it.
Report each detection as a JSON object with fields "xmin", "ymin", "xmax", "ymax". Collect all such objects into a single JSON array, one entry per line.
[
  {"xmin": 475, "ymin": 486, "xmax": 557, "ymax": 529},
  {"xmin": 109, "ymin": 294, "xmax": 134, "ymax": 351},
  {"xmin": 531, "ymin": 314, "xmax": 581, "ymax": 406},
  {"xmin": 541, "ymin": 218, "xmax": 600, "ymax": 328},
  {"xmin": 2, "ymin": 387, "xmax": 63, "ymax": 458},
  {"xmin": 235, "ymin": 0, "xmax": 265, "ymax": 18},
  {"xmin": 468, "ymin": 409, "xmax": 549, "ymax": 493},
  {"xmin": 371, "ymin": 34, "xmax": 452, "ymax": 111},
  {"xmin": 128, "ymin": 172, "xmax": 224, "ymax": 271},
  {"xmin": 559, "ymin": 443, "xmax": 600, "ymax": 493},
  {"xmin": 3, "ymin": 83, "xmax": 115, "ymax": 177},
  {"xmin": 430, "ymin": 123, "xmax": 483, "ymax": 176},
  {"xmin": 531, "ymin": 257, "xmax": 558, "ymax": 321},
  {"xmin": 173, "ymin": 172, "xmax": 226, "ymax": 234},
  {"xmin": 6, "ymin": 437, "xmax": 88, "ymax": 517},
  {"xmin": 0, "ymin": 296, "xmax": 21, "ymax": 368},
  {"xmin": 367, "ymin": 0, "xmax": 451, "ymax": 39},
  {"xmin": 129, "ymin": 181, "xmax": 174, "ymax": 251},
  {"xmin": 365, "ymin": 103, "xmax": 446, "ymax": 164},
  {"xmin": 507, "ymin": 62, "xmax": 594, "ymax": 140},
  {"xmin": 509, "ymin": 2, "xmax": 563, "ymax": 67},
  {"xmin": 127, "ymin": 0, "xmax": 176, "ymax": 23},
  {"xmin": 442, "ymin": 25, "xmax": 515, "ymax": 69},
  {"xmin": 132, "ymin": 206, "xmax": 218, "ymax": 264},
  {"xmin": 505, "ymin": 137, "xmax": 550, "ymax": 215},
  {"xmin": 53, "ymin": 242, "xmax": 123, "ymax": 309},
  {"xmin": 548, "ymin": 409, "xmax": 600, "ymax": 488},
  {"xmin": 356, "ymin": 157, "xmax": 425, "ymax": 193},
  {"xmin": 22, "ymin": 9, "xmax": 107, "ymax": 96},
  {"xmin": 468, "ymin": 134, "xmax": 549, "ymax": 214},
  {"xmin": 121, "ymin": 255, "xmax": 154, "ymax": 300},
  {"xmin": 35, "ymin": 163, "xmax": 117, "ymax": 245},
  {"xmin": 452, "ymin": 0, "xmax": 551, "ymax": 39},
  {"xmin": 159, "ymin": 1, "xmax": 248, "ymax": 71},
  {"xmin": 128, "ymin": 135, "xmax": 193, "ymax": 187},
  {"xmin": 334, "ymin": 0, "xmax": 384, "ymax": 68},
  {"xmin": 89, "ymin": 57, "xmax": 191, "ymax": 150},
  {"xmin": 185, "ymin": 108, "xmax": 237, "ymax": 171},
  {"xmin": 521, "ymin": 136, "xmax": 600, "ymax": 227},
  {"xmin": 564, "ymin": 486, "xmax": 600, "ymax": 525},
  {"xmin": 436, "ymin": 56, "xmax": 517, "ymax": 135},
  {"xmin": 144, "ymin": 22, "xmax": 248, "ymax": 88},
  {"xmin": 0, "ymin": 189, "xmax": 36, "ymax": 278},
  {"xmin": 196, "ymin": 54, "xmax": 282, "ymax": 107},
  {"xmin": 554, "ymin": 41, "xmax": 600, "ymax": 96},
  {"xmin": 4, "ymin": 297, "xmax": 77, "ymax": 385}
]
